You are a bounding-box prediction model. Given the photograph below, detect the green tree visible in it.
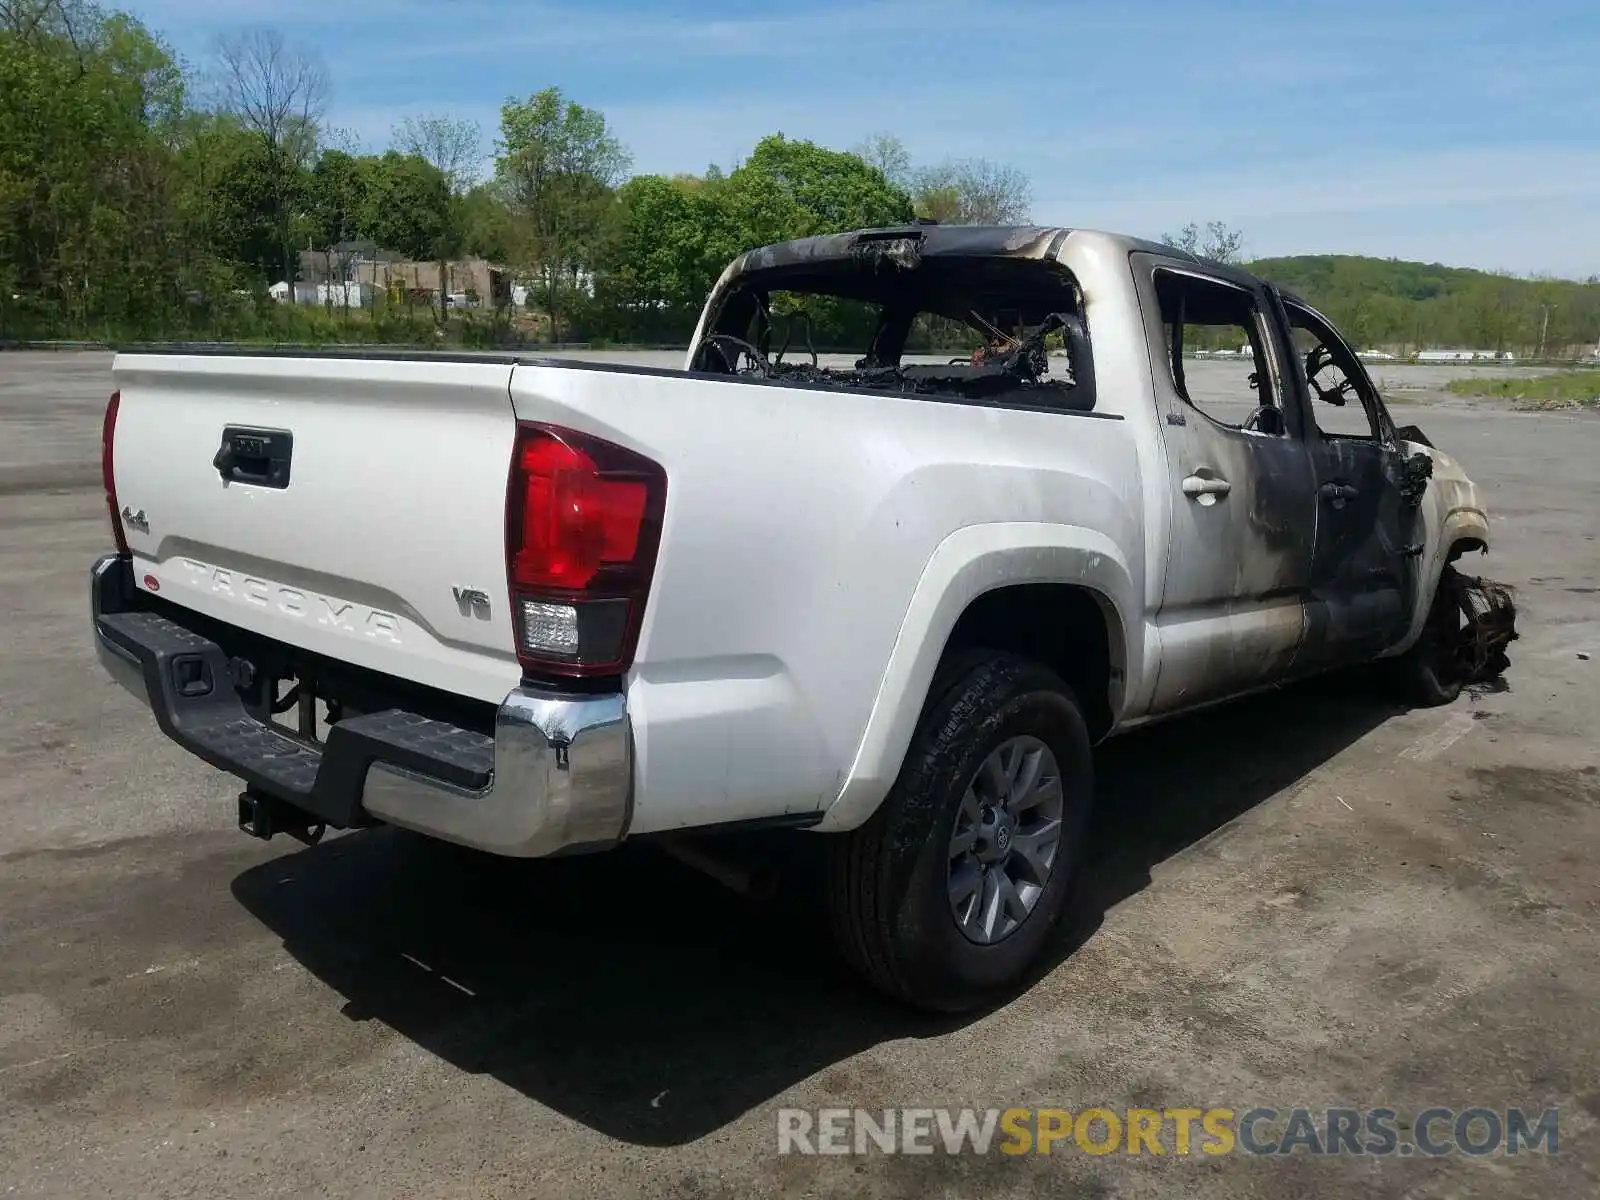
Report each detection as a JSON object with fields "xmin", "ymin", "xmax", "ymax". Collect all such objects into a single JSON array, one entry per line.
[
  {"xmin": 494, "ymin": 86, "xmax": 630, "ymax": 340},
  {"xmin": 587, "ymin": 139, "xmax": 914, "ymax": 343},
  {"xmin": 850, "ymin": 133, "xmax": 1030, "ymax": 225},
  {"xmin": 0, "ymin": 3, "xmax": 192, "ymax": 333},
  {"xmin": 354, "ymin": 151, "xmax": 451, "ymax": 262},
  {"xmin": 211, "ymin": 27, "xmax": 330, "ymax": 284},
  {"xmin": 595, "ymin": 172, "xmax": 739, "ymax": 332},
  {"xmin": 306, "ymin": 147, "xmax": 362, "ymax": 249},
  {"xmin": 459, "ymin": 180, "xmax": 516, "ymax": 264},
  {"xmin": 394, "ymin": 113, "xmax": 480, "ymax": 319},
  {"xmin": 732, "ymin": 134, "xmax": 912, "ymax": 236},
  {"xmin": 205, "ymin": 129, "xmax": 297, "ymax": 281},
  {"xmin": 911, "ymin": 158, "xmax": 1031, "ymax": 225}
]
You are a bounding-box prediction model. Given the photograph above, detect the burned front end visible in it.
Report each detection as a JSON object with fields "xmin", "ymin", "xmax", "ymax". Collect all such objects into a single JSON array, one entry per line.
[{"xmin": 1445, "ymin": 569, "xmax": 1519, "ymax": 684}]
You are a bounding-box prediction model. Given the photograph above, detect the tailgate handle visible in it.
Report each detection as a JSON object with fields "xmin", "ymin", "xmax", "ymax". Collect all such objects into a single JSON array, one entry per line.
[{"xmin": 214, "ymin": 427, "xmax": 293, "ymax": 489}]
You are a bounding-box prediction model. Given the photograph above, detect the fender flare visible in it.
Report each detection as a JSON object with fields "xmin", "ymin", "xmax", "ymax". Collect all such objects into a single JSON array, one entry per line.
[
  {"xmin": 814, "ymin": 522, "xmax": 1136, "ymax": 833},
  {"xmin": 1384, "ymin": 506, "xmax": 1490, "ymax": 658}
]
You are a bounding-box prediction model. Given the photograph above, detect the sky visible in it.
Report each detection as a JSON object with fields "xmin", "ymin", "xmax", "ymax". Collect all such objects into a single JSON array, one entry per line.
[{"xmin": 128, "ymin": 0, "xmax": 1600, "ymax": 278}]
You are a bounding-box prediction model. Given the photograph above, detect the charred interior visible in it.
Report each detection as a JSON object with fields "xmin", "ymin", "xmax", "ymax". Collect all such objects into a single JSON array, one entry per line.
[{"xmin": 689, "ymin": 227, "xmax": 1096, "ymax": 410}]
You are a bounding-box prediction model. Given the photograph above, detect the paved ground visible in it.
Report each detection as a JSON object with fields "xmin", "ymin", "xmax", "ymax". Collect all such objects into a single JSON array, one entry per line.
[{"xmin": 2, "ymin": 352, "xmax": 1598, "ymax": 1198}]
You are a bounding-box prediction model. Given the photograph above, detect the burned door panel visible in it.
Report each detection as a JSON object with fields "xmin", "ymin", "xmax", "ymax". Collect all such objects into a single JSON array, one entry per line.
[
  {"xmin": 1153, "ymin": 430, "xmax": 1317, "ymax": 708},
  {"xmin": 1133, "ymin": 257, "xmax": 1317, "ymax": 713},
  {"xmin": 1306, "ymin": 438, "xmax": 1414, "ymax": 658},
  {"xmin": 1282, "ymin": 299, "xmax": 1420, "ymax": 668}
]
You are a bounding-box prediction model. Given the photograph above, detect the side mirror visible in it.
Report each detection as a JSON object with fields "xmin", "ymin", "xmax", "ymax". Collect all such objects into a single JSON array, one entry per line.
[{"xmin": 1399, "ymin": 451, "xmax": 1433, "ymax": 506}]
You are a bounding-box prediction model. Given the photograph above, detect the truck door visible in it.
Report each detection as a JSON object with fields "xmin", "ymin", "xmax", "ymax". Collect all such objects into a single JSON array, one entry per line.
[
  {"xmin": 1131, "ymin": 255, "xmax": 1318, "ymax": 713},
  {"xmin": 1278, "ymin": 296, "xmax": 1418, "ymax": 668}
]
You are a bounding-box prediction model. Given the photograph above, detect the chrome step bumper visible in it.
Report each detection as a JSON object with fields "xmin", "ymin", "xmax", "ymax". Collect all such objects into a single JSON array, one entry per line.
[{"xmin": 91, "ymin": 553, "xmax": 632, "ymax": 857}]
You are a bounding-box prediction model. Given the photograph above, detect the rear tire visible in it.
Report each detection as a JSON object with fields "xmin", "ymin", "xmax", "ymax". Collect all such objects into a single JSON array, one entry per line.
[{"xmin": 824, "ymin": 652, "xmax": 1093, "ymax": 1013}]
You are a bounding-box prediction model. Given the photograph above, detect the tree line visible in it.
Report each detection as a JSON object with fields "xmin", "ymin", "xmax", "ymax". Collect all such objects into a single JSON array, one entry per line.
[
  {"xmin": 1249, "ymin": 255, "xmax": 1600, "ymax": 359},
  {"xmin": 1160, "ymin": 223, "xmax": 1598, "ymax": 358},
  {"xmin": 0, "ymin": 4, "xmax": 1024, "ymax": 344},
  {"xmin": 3, "ymin": 2, "xmax": 1596, "ymax": 355}
]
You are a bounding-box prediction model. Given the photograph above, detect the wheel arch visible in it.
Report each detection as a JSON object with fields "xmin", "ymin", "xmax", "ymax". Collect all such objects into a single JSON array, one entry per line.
[
  {"xmin": 1385, "ymin": 508, "xmax": 1492, "ymax": 659},
  {"xmin": 816, "ymin": 523, "xmax": 1135, "ymax": 833},
  {"xmin": 939, "ymin": 583, "xmax": 1123, "ymax": 743}
]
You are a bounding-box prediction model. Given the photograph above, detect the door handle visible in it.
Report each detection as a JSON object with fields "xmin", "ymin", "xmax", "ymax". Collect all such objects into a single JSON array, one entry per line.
[
  {"xmin": 1181, "ymin": 473, "xmax": 1232, "ymax": 500},
  {"xmin": 214, "ymin": 426, "xmax": 293, "ymax": 489},
  {"xmin": 1319, "ymin": 481, "xmax": 1359, "ymax": 504}
]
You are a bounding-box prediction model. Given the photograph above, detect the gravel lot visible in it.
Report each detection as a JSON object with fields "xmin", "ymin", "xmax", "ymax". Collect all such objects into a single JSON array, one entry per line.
[{"xmin": 2, "ymin": 351, "xmax": 1598, "ymax": 1198}]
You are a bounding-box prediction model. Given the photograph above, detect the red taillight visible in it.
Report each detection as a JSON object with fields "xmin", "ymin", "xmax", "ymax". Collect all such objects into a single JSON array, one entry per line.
[
  {"xmin": 505, "ymin": 422, "xmax": 665, "ymax": 677},
  {"xmin": 102, "ymin": 390, "xmax": 129, "ymax": 557},
  {"xmin": 509, "ymin": 434, "xmax": 649, "ymax": 591}
]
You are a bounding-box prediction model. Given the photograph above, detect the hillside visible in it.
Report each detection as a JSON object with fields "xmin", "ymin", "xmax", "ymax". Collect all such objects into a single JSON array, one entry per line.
[{"xmin": 1244, "ymin": 254, "xmax": 1599, "ymax": 358}]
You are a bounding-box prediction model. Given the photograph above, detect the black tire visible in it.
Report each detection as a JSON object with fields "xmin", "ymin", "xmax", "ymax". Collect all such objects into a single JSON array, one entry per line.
[
  {"xmin": 824, "ymin": 652, "xmax": 1093, "ymax": 1013},
  {"xmin": 1382, "ymin": 568, "xmax": 1466, "ymax": 707}
]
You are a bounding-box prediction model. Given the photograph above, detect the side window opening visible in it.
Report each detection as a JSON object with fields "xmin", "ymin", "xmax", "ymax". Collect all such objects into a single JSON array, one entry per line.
[
  {"xmin": 1153, "ymin": 269, "xmax": 1284, "ymax": 435},
  {"xmin": 1284, "ymin": 302, "xmax": 1385, "ymax": 440},
  {"xmin": 691, "ymin": 255, "xmax": 1097, "ymax": 412}
]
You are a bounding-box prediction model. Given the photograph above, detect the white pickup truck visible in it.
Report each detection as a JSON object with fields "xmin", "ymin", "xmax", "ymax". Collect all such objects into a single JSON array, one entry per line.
[{"xmin": 92, "ymin": 224, "xmax": 1515, "ymax": 1011}]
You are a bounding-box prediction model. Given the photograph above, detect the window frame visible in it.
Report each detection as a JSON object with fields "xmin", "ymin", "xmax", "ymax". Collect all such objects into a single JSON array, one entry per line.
[
  {"xmin": 1148, "ymin": 264, "xmax": 1296, "ymax": 439},
  {"xmin": 1279, "ymin": 296, "xmax": 1399, "ymax": 447}
]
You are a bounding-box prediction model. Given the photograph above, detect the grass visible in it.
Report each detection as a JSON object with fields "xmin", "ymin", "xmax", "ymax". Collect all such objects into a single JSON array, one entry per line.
[
  {"xmin": 0, "ymin": 293, "xmax": 557, "ymax": 350},
  {"xmin": 1445, "ymin": 370, "xmax": 1600, "ymax": 411}
]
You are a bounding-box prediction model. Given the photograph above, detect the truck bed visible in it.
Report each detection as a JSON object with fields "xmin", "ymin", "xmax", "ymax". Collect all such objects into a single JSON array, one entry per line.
[{"xmin": 107, "ymin": 344, "xmax": 1139, "ymax": 837}]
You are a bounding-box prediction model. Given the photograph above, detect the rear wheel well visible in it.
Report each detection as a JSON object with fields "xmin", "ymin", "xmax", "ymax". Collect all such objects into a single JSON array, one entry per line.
[
  {"xmin": 938, "ymin": 584, "xmax": 1118, "ymax": 741},
  {"xmin": 1446, "ymin": 536, "xmax": 1487, "ymax": 564}
]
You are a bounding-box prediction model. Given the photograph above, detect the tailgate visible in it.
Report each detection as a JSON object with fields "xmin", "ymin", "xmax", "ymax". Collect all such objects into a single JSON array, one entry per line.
[{"xmin": 110, "ymin": 353, "xmax": 521, "ymax": 704}]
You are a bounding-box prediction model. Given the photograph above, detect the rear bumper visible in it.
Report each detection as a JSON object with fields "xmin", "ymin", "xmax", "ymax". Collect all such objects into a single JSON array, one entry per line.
[{"xmin": 90, "ymin": 554, "xmax": 632, "ymax": 857}]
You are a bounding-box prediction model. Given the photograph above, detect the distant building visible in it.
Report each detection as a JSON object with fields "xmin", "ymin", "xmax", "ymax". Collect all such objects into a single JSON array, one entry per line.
[
  {"xmin": 293, "ymin": 243, "xmax": 514, "ymax": 309},
  {"xmin": 378, "ymin": 259, "xmax": 513, "ymax": 308},
  {"xmin": 298, "ymin": 241, "xmax": 405, "ymax": 287},
  {"xmin": 292, "ymin": 281, "xmax": 375, "ymax": 309},
  {"xmin": 1415, "ymin": 349, "xmax": 1516, "ymax": 363}
]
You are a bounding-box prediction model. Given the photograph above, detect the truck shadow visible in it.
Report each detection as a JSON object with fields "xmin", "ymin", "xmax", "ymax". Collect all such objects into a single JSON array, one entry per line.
[{"xmin": 231, "ymin": 674, "xmax": 1397, "ymax": 1146}]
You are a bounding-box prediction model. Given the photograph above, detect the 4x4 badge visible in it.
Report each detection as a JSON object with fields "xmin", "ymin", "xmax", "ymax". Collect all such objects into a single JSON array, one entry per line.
[{"xmin": 121, "ymin": 506, "xmax": 149, "ymax": 533}]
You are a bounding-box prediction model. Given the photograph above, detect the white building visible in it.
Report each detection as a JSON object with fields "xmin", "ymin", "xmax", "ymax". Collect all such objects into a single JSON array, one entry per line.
[
  {"xmin": 1415, "ymin": 349, "xmax": 1515, "ymax": 363},
  {"xmin": 290, "ymin": 281, "xmax": 374, "ymax": 309}
]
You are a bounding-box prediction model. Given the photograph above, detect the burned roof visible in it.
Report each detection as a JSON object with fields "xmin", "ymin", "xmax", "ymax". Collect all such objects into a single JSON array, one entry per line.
[
  {"xmin": 708, "ymin": 223, "xmax": 1281, "ymax": 324},
  {"xmin": 722, "ymin": 223, "xmax": 1238, "ymax": 283},
  {"xmin": 732, "ymin": 224, "xmax": 1072, "ymax": 276}
]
